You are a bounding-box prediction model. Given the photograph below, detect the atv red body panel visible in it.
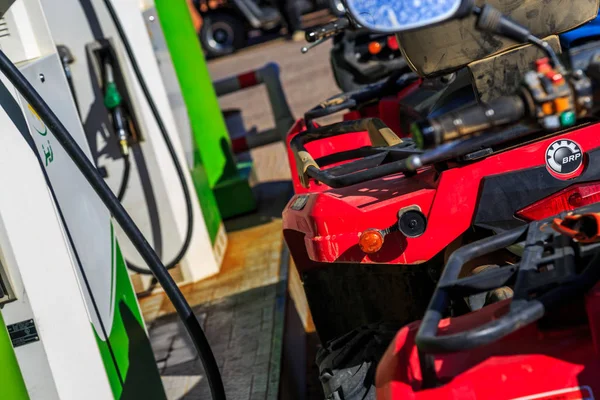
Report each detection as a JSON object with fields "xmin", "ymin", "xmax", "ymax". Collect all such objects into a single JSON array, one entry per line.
[
  {"xmin": 376, "ymin": 285, "xmax": 600, "ymax": 400},
  {"xmin": 284, "ymin": 123, "xmax": 600, "ymax": 275}
]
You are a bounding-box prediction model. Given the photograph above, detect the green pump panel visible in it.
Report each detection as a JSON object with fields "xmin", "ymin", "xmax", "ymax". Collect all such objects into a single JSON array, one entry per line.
[
  {"xmin": 153, "ymin": 0, "xmax": 256, "ymax": 220},
  {"xmin": 0, "ymin": 312, "xmax": 29, "ymax": 400}
]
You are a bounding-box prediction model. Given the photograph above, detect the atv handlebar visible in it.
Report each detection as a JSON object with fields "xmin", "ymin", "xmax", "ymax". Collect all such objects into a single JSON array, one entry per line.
[
  {"xmin": 305, "ymin": 17, "xmax": 350, "ymax": 43},
  {"xmin": 412, "ymin": 96, "xmax": 527, "ymax": 149},
  {"xmin": 412, "ymin": 54, "xmax": 596, "ymax": 150}
]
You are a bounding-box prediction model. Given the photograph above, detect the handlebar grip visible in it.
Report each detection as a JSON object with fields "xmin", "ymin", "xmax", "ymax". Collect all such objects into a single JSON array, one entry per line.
[
  {"xmin": 412, "ymin": 95, "xmax": 526, "ymax": 149},
  {"xmin": 305, "ymin": 18, "xmax": 350, "ymax": 42}
]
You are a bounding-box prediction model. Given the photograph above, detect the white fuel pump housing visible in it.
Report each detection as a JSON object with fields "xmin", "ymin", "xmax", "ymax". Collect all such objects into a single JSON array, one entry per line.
[
  {"xmin": 38, "ymin": 0, "xmax": 225, "ymax": 288},
  {"xmin": 0, "ymin": 0, "xmax": 166, "ymax": 398}
]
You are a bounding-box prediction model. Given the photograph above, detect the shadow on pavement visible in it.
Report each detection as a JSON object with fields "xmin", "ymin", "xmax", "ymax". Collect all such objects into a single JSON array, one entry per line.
[{"xmin": 224, "ymin": 180, "xmax": 294, "ymax": 233}]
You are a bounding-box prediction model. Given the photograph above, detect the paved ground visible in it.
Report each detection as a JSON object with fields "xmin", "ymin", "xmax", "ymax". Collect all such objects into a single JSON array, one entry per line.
[
  {"xmin": 141, "ymin": 182, "xmax": 304, "ymax": 400},
  {"xmin": 150, "ymin": 281, "xmax": 287, "ymax": 400},
  {"xmin": 142, "ymin": 31, "xmax": 340, "ymax": 399},
  {"xmin": 207, "ymin": 33, "xmax": 341, "ymax": 182},
  {"xmin": 143, "ymin": 212, "xmax": 289, "ymax": 400}
]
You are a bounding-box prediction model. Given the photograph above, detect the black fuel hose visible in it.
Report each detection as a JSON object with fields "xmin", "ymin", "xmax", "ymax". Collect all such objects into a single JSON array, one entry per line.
[
  {"xmin": 116, "ymin": 153, "xmax": 130, "ymax": 202},
  {"xmin": 102, "ymin": 0, "xmax": 194, "ymax": 275},
  {"xmin": 0, "ymin": 48, "xmax": 226, "ymax": 400}
]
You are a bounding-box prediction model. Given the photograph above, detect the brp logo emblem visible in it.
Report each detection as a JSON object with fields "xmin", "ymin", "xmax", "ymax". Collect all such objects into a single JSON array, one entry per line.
[{"xmin": 546, "ymin": 139, "xmax": 584, "ymax": 180}]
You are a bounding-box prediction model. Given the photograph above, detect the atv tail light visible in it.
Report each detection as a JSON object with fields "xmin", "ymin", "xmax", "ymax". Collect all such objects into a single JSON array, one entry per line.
[
  {"xmin": 516, "ymin": 181, "xmax": 600, "ymax": 221},
  {"xmin": 368, "ymin": 41, "xmax": 382, "ymax": 55},
  {"xmin": 387, "ymin": 35, "xmax": 399, "ymax": 51},
  {"xmin": 359, "ymin": 229, "xmax": 384, "ymax": 254}
]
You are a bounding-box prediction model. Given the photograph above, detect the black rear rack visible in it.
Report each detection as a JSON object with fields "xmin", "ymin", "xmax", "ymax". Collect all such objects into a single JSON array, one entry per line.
[
  {"xmin": 290, "ymin": 118, "xmax": 422, "ymax": 188},
  {"xmin": 416, "ymin": 202, "xmax": 600, "ymax": 388},
  {"xmin": 290, "ymin": 114, "xmax": 542, "ymax": 189}
]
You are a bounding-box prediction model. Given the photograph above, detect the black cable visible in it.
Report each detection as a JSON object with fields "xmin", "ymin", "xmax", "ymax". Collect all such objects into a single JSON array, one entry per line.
[
  {"xmin": 475, "ymin": 4, "xmax": 564, "ymax": 72},
  {"xmin": 116, "ymin": 153, "xmax": 131, "ymax": 202},
  {"xmin": 528, "ymin": 35, "xmax": 564, "ymax": 72},
  {"xmin": 102, "ymin": 0, "xmax": 194, "ymax": 274},
  {"xmin": 0, "ymin": 48, "xmax": 226, "ymax": 400}
]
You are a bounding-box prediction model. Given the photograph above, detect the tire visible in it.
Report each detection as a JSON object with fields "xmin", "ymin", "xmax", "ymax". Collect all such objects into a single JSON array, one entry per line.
[
  {"xmin": 200, "ymin": 13, "xmax": 246, "ymax": 58},
  {"xmin": 316, "ymin": 322, "xmax": 401, "ymax": 400},
  {"xmin": 467, "ymin": 265, "xmax": 514, "ymax": 311}
]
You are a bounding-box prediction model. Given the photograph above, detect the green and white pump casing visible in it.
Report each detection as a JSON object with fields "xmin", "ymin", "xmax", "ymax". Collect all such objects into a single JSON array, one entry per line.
[{"xmin": 0, "ymin": 0, "xmax": 182, "ymax": 398}]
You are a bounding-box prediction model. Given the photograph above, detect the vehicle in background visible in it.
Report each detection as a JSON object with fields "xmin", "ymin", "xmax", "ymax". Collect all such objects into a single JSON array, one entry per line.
[
  {"xmin": 193, "ymin": 0, "xmax": 338, "ymax": 57},
  {"xmin": 330, "ymin": 29, "xmax": 406, "ymax": 92}
]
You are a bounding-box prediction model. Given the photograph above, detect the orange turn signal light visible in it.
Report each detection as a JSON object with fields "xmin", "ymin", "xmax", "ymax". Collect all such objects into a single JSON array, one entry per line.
[
  {"xmin": 368, "ymin": 41, "xmax": 382, "ymax": 55},
  {"xmin": 359, "ymin": 229, "xmax": 384, "ymax": 254}
]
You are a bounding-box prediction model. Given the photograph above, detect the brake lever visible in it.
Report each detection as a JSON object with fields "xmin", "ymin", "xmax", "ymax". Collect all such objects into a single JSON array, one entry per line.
[{"xmin": 301, "ymin": 37, "xmax": 328, "ymax": 54}]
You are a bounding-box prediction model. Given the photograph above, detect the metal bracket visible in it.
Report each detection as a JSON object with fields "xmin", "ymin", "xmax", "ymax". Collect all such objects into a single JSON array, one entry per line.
[{"xmin": 0, "ymin": 257, "xmax": 16, "ymax": 307}]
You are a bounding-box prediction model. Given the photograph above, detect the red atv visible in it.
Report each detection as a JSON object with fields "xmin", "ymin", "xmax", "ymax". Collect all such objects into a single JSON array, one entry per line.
[
  {"xmin": 283, "ymin": 0, "xmax": 600, "ymax": 332},
  {"xmin": 377, "ymin": 200, "xmax": 600, "ymax": 399},
  {"xmin": 283, "ymin": 1, "xmax": 600, "ymax": 399},
  {"xmin": 371, "ymin": 4, "xmax": 600, "ymax": 399}
]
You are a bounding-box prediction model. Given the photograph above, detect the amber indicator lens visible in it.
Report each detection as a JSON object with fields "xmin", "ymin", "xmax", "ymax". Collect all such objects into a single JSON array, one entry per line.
[
  {"xmin": 359, "ymin": 229, "xmax": 384, "ymax": 254},
  {"xmin": 368, "ymin": 41, "xmax": 382, "ymax": 55}
]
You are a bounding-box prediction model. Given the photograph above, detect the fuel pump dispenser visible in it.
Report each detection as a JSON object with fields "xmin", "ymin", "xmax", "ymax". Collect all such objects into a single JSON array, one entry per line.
[
  {"xmin": 37, "ymin": 0, "xmax": 227, "ymax": 289},
  {"xmin": 0, "ymin": 0, "xmax": 165, "ymax": 397},
  {"xmin": 0, "ymin": 0, "xmax": 224, "ymax": 398}
]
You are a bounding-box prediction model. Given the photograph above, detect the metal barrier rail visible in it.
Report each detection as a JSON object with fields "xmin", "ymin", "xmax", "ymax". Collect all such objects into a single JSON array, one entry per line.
[{"xmin": 213, "ymin": 62, "xmax": 295, "ymax": 153}]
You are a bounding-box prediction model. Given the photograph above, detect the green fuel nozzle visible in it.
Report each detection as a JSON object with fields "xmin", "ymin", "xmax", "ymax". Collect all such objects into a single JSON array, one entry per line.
[{"xmin": 103, "ymin": 62, "xmax": 129, "ymax": 156}]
